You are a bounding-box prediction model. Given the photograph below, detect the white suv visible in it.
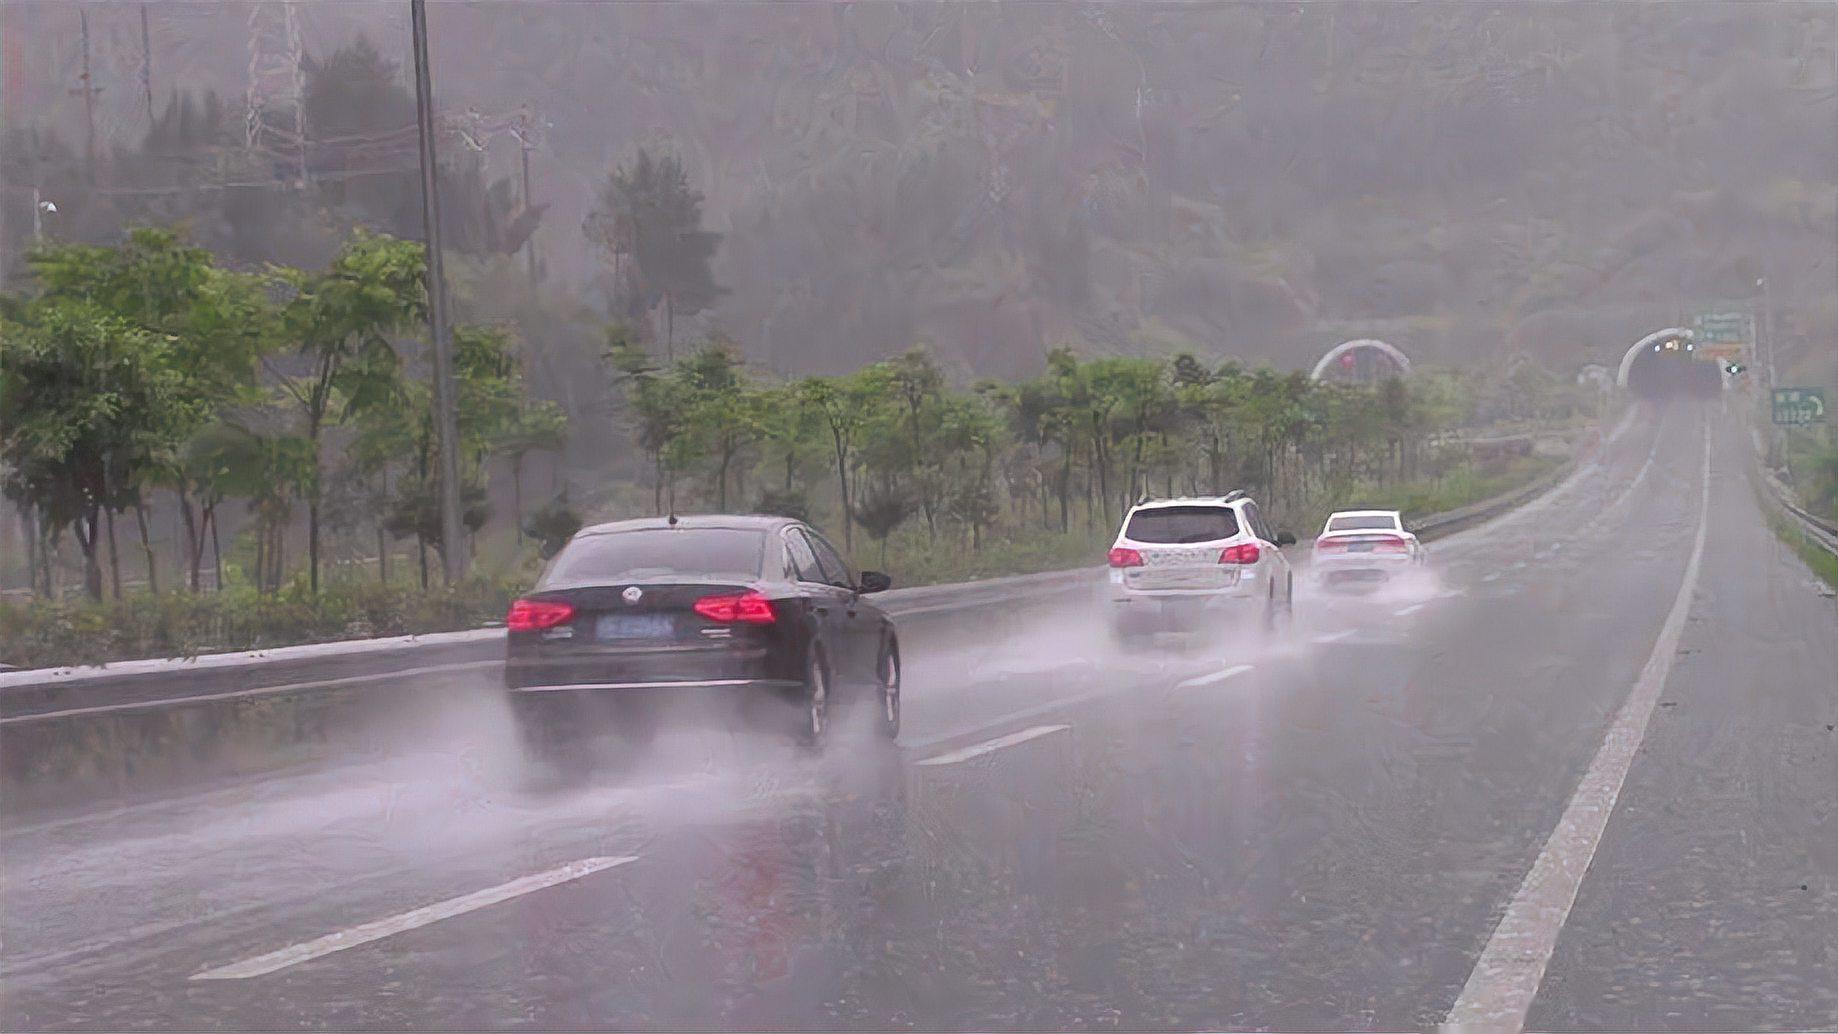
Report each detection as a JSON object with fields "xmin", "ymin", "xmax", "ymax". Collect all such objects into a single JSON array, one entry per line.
[{"xmin": 1107, "ymin": 491, "xmax": 1296, "ymax": 644}]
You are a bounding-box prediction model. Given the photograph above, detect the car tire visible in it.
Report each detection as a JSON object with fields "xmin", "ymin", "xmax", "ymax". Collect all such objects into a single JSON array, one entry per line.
[
  {"xmin": 611, "ymin": 696, "xmax": 659, "ymax": 749},
  {"xmin": 1111, "ymin": 624, "xmax": 1155, "ymax": 652},
  {"xmin": 876, "ymin": 637, "xmax": 901, "ymax": 741},
  {"xmin": 796, "ymin": 645, "xmax": 832, "ymax": 750},
  {"xmin": 510, "ymin": 692, "xmax": 591, "ymax": 779}
]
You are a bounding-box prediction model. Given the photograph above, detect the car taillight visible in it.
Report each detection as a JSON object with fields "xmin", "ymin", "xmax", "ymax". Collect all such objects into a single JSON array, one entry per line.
[
  {"xmin": 1374, "ymin": 536, "xmax": 1410, "ymax": 553},
  {"xmin": 1108, "ymin": 546, "xmax": 1145, "ymax": 568},
  {"xmin": 693, "ymin": 591, "xmax": 777, "ymax": 624},
  {"xmin": 1315, "ymin": 538, "xmax": 1346, "ymax": 553},
  {"xmin": 507, "ymin": 598, "xmax": 574, "ymax": 632},
  {"xmin": 1219, "ymin": 542, "xmax": 1261, "ymax": 564}
]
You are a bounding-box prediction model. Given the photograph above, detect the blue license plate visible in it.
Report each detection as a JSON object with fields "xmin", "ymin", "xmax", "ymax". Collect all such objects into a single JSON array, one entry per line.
[{"xmin": 595, "ymin": 613, "xmax": 674, "ymax": 641}]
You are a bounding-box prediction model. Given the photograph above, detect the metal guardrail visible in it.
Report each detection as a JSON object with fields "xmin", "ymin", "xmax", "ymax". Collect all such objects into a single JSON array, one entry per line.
[{"xmin": 1761, "ymin": 470, "xmax": 1838, "ymax": 558}]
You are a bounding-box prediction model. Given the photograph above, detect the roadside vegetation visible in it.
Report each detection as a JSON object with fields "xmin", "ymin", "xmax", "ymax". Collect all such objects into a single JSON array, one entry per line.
[{"xmin": 2, "ymin": 225, "xmax": 1589, "ymax": 666}]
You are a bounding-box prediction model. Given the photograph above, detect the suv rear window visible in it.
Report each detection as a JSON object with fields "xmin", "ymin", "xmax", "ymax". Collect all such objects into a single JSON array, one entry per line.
[
  {"xmin": 1124, "ymin": 506, "xmax": 1240, "ymax": 544},
  {"xmin": 541, "ymin": 528, "xmax": 766, "ymax": 588},
  {"xmin": 1327, "ymin": 514, "xmax": 1399, "ymax": 532}
]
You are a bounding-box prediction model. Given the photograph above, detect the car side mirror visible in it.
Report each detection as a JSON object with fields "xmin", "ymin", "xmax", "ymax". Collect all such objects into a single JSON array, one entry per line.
[
  {"xmin": 857, "ymin": 570, "xmax": 893, "ymax": 594},
  {"xmin": 1275, "ymin": 531, "xmax": 1297, "ymax": 547}
]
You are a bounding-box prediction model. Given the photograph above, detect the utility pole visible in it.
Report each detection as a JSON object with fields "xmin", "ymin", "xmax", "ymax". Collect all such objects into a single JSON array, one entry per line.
[
  {"xmin": 76, "ymin": 6, "xmax": 98, "ymax": 181},
  {"xmin": 410, "ymin": 0, "xmax": 468, "ymax": 583},
  {"xmin": 520, "ymin": 138, "xmax": 537, "ymax": 282},
  {"xmin": 140, "ymin": 3, "xmax": 155, "ymax": 125}
]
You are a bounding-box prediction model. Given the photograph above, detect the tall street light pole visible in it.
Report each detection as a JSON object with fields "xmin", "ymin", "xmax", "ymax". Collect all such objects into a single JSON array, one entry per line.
[{"xmin": 410, "ymin": 0, "xmax": 467, "ymax": 583}]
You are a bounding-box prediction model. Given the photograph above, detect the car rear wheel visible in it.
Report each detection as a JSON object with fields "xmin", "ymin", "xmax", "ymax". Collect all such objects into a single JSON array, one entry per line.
[
  {"xmin": 877, "ymin": 638, "xmax": 901, "ymax": 740},
  {"xmin": 797, "ymin": 646, "xmax": 831, "ymax": 749},
  {"xmin": 510, "ymin": 692, "xmax": 591, "ymax": 778}
]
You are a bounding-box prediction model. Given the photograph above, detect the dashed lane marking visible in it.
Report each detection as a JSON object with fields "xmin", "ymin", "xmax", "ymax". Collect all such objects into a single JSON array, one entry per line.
[
  {"xmin": 191, "ymin": 856, "xmax": 639, "ymax": 980},
  {"xmin": 915, "ymin": 724, "xmax": 1070, "ymax": 766},
  {"xmin": 1175, "ymin": 664, "xmax": 1254, "ymax": 689},
  {"xmin": 1310, "ymin": 630, "xmax": 1355, "ymax": 644},
  {"xmin": 1394, "ymin": 603, "xmax": 1426, "ymax": 616}
]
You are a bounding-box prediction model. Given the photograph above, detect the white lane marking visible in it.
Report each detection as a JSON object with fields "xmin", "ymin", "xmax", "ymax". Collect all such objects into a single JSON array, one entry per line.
[
  {"xmin": 190, "ymin": 856, "xmax": 638, "ymax": 980},
  {"xmin": 1481, "ymin": 572, "xmax": 1502, "ymax": 583},
  {"xmin": 915, "ymin": 724, "xmax": 1069, "ymax": 766},
  {"xmin": 2, "ymin": 660, "xmax": 500, "ymax": 726},
  {"xmin": 1176, "ymin": 664, "xmax": 1253, "ymax": 689},
  {"xmin": 1394, "ymin": 603, "xmax": 1426, "ymax": 616},
  {"xmin": 1447, "ymin": 422, "xmax": 1711, "ymax": 1029},
  {"xmin": 903, "ymin": 688, "xmax": 1114, "ymax": 751},
  {"xmin": 1602, "ymin": 427, "xmax": 1661, "ymax": 515},
  {"xmin": 1311, "ymin": 630, "xmax": 1355, "ymax": 644}
]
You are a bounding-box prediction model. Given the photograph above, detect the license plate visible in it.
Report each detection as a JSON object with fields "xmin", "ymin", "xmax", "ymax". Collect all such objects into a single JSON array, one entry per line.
[
  {"xmin": 596, "ymin": 613, "xmax": 674, "ymax": 641},
  {"xmin": 1347, "ymin": 542, "xmax": 1375, "ymax": 552}
]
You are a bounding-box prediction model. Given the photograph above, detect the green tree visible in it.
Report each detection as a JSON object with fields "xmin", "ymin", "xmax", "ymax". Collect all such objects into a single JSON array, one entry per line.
[
  {"xmin": 605, "ymin": 325, "xmax": 691, "ymax": 514},
  {"xmin": 799, "ymin": 368, "xmax": 890, "ymax": 553},
  {"xmin": 31, "ymin": 228, "xmax": 272, "ymax": 592},
  {"xmin": 677, "ymin": 341, "xmax": 763, "ymax": 511},
  {"xmin": 0, "ymin": 300, "xmax": 195, "ymax": 599},
  {"xmin": 584, "ymin": 149, "xmax": 723, "ymax": 356},
  {"xmin": 273, "ymin": 231, "xmax": 425, "ymax": 593}
]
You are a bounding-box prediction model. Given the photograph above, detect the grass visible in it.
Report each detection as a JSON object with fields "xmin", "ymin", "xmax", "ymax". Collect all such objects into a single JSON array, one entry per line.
[
  {"xmin": 3, "ymin": 439, "xmax": 1574, "ymax": 669},
  {"xmin": 1286, "ymin": 453, "xmax": 1565, "ymax": 538},
  {"xmin": 1754, "ymin": 480, "xmax": 1838, "ymax": 592},
  {"xmin": 850, "ymin": 524, "xmax": 1114, "ymax": 588},
  {"xmin": 0, "ymin": 576, "xmax": 530, "ymax": 670}
]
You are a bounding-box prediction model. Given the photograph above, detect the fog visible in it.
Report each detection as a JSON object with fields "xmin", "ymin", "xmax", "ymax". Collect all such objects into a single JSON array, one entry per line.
[{"xmin": 6, "ymin": 3, "xmax": 1834, "ymax": 381}]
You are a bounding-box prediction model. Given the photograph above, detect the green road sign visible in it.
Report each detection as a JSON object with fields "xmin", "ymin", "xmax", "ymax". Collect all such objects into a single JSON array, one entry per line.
[
  {"xmin": 1772, "ymin": 388, "xmax": 1827, "ymax": 426},
  {"xmin": 1694, "ymin": 312, "xmax": 1751, "ymax": 346}
]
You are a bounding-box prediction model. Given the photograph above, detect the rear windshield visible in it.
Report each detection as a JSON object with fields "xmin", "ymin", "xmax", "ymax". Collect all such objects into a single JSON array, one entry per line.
[
  {"xmin": 1124, "ymin": 506, "xmax": 1240, "ymax": 544},
  {"xmin": 541, "ymin": 528, "xmax": 766, "ymax": 588},
  {"xmin": 1327, "ymin": 514, "xmax": 1400, "ymax": 532}
]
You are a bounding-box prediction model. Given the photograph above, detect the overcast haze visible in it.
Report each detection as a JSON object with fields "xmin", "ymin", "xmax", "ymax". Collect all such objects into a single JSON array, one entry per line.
[{"xmin": 6, "ymin": 2, "xmax": 1834, "ymax": 380}]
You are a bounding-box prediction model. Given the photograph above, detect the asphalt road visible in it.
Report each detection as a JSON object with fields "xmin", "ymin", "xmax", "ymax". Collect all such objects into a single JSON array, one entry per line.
[{"xmin": 4, "ymin": 399, "xmax": 1834, "ymax": 1031}]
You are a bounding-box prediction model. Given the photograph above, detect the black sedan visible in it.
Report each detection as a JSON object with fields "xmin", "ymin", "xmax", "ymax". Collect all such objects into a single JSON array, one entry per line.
[{"xmin": 503, "ymin": 515, "xmax": 899, "ymax": 763}]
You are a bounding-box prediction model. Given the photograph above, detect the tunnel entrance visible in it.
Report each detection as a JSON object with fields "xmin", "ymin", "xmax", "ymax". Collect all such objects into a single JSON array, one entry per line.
[{"xmin": 1620, "ymin": 330, "xmax": 1724, "ymax": 400}]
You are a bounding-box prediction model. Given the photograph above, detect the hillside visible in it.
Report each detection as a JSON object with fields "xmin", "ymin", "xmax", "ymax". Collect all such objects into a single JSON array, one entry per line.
[{"xmin": 4, "ymin": 3, "xmax": 1834, "ymax": 381}]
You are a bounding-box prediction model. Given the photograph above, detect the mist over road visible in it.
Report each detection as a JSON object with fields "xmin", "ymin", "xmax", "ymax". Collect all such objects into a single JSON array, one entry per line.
[{"xmin": 3, "ymin": 400, "xmax": 1833, "ymax": 1031}]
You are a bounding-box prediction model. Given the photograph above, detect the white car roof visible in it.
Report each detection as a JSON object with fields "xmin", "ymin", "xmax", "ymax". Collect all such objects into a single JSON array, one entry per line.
[
  {"xmin": 1326, "ymin": 509, "xmax": 1400, "ymax": 519},
  {"xmin": 1130, "ymin": 496, "xmax": 1247, "ymax": 510}
]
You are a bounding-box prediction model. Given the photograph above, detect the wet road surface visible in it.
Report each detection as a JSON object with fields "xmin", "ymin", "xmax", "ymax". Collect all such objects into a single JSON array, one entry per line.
[{"xmin": 4, "ymin": 401, "xmax": 1835, "ymax": 1030}]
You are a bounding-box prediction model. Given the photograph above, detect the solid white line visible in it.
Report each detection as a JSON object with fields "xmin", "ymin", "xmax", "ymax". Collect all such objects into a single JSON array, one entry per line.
[
  {"xmin": 1394, "ymin": 603, "xmax": 1426, "ymax": 616},
  {"xmin": 1176, "ymin": 664, "xmax": 1253, "ymax": 689},
  {"xmin": 190, "ymin": 856, "xmax": 638, "ymax": 980},
  {"xmin": 915, "ymin": 724, "xmax": 1069, "ymax": 766},
  {"xmin": 1, "ymin": 660, "xmax": 501, "ymax": 726},
  {"xmin": 1446, "ymin": 422, "xmax": 1711, "ymax": 1029},
  {"xmin": 1311, "ymin": 630, "xmax": 1355, "ymax": 644}
]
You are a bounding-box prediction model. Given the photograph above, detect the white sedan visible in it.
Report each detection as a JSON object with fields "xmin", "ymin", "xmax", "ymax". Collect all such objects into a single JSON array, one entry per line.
[{"xmin": 1311, "ymin": 509, "xmax": 1425, "ymax": 592}]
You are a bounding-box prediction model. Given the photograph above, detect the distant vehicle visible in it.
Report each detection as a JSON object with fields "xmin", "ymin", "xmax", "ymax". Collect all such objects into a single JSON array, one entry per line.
[
  {"xmin": 1106, "ymin": 492, "xmax": 1297, "ymax": 646},
  {"xmin": 504, "ymin": 515, "xmax": 899, "ymax": 767},
  {"xmin": 1311, "ymin": 509, "xmax": 1425, "ymax": 592}
]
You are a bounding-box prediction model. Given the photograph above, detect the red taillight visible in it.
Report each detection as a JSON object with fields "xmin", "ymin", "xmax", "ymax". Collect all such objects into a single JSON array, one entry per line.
[
  {"xmin": 1108, "ymin": 546, "xmax": 1145, "ymax": 568},
  {"xmin": 1218, "ymin": 542, "xmax": 1262, "ymax": 564},
  {"xmin": 1373, "ymin": 536, "xmax": 1410, "ymax": 554},
  {"xmin": 1315, "ymin": 538, "xmax": 1346, "ymax": 553},
  {"xmin": 693, "ymin": 591, "xmax": 777, "ymax": 624},
  {"xmin": 507, "ymin": 598, "xmax": 574, "ymax": 632}
]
